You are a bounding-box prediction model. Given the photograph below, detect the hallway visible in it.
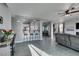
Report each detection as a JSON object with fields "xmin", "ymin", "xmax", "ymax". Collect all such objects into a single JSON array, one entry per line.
[{"xmin": 14, "ymin": 37, "xmax": 79, "ymax": 56}]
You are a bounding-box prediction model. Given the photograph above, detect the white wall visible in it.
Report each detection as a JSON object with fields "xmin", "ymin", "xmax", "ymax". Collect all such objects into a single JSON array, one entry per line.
[
  {"xmin": 0, "ymin": 4, "xmax": 11, "ymax": 29},
  {"xmin": 65, "ymin": 18, "xmax": 79, "ymax": 35}
]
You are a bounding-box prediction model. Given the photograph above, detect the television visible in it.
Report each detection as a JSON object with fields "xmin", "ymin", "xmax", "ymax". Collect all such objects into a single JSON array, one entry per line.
[{"xmin": 76, "ymin": 23, "xmax": 79, "ymax": 29}]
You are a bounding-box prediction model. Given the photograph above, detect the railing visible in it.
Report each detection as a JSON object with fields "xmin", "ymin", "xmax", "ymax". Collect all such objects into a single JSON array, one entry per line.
[{"xmin": 55, "ymin": 33, "xmax": 79, "ymax": 51}]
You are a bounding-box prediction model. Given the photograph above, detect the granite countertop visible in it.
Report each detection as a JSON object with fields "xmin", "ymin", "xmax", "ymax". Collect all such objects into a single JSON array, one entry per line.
[{"xmin": 54, "ymin": 33, "xmax": 79, "ymax": 38}]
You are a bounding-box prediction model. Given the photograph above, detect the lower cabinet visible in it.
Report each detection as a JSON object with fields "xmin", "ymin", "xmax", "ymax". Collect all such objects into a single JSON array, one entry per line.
[
  {"xmin": 55, "ymin": 33, "xmax": 79, "ymax": 51},
  {"xmin": 55, "ymin": 34, "xmax": 71, "ymax": 47},
  {"xmin": 70, "ymin": 36, "xmax": 79, "ymax": 51}
]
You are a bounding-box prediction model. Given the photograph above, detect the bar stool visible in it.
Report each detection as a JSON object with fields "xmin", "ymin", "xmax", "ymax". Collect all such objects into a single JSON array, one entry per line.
[{"xmin": 10, "ymin": 34, "xmax": 16, "ymax": 56}]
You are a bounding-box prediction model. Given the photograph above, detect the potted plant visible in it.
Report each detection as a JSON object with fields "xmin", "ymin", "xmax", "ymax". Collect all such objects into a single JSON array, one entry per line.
[{"xmin": 2, "ymin": 29, "xmax": 14, "ymax": 40}]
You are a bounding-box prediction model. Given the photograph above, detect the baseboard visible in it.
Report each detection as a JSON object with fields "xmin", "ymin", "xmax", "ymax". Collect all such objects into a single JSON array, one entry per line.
[
  {"xmin": 15, "ymin": 39, "xmax": 43, "ymax": 44},
  {"xmin": 15, "ymin": 40, "xmax": 24, "ymax": 44}
]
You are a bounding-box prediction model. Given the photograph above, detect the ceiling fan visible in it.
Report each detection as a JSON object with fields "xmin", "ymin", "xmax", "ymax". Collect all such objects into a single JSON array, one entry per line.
[{"xmin": 58, "ymin": 3, "xmax": 79, "ymax": 16}]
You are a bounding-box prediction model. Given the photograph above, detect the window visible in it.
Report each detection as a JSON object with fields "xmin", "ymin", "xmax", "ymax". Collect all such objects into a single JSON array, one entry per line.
[{"xmin": 76, "ymin": 23, "xmax": 79, "ymax": 29}]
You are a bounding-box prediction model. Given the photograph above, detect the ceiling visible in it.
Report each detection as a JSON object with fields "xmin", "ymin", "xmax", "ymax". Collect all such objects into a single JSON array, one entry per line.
[{"xmin": 6, "ymin": 3, "xmax": 79, "ymax": 23}]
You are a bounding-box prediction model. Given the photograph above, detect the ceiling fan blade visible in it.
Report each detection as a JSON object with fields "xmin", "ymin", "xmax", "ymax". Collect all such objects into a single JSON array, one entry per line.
[
  {"xmin": 69, "ymin": 10, "xmax": 79, "ymax": 13},
  {"xmin": 58, "ymin": 12, "xmax": 64, "ymax": 14},
  {"xmin": 68, "ymin": 3, "xmax": 75, "ymax": 10},
  {"xmin": 57, "ymin": 11, "xmax": 66, "ymax": 17},
  {"xmin": 57, "ymin": 3, "xmax": 76, "ymax": 17},
  {"xmin": 58, "ymin": 13, "xmax": 66, "ymax": 16}
]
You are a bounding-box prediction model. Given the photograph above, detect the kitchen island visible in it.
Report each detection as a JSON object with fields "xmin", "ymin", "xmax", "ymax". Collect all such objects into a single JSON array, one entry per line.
[{"xmin": 55, "ymin": 33, "xmax": 79, "ymax": 51}]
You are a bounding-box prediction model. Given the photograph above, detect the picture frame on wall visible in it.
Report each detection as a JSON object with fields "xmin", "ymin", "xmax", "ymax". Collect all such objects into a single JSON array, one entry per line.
[{"xmin": 0, "ymin": 16, "xmax": 3, "ymax": 24}]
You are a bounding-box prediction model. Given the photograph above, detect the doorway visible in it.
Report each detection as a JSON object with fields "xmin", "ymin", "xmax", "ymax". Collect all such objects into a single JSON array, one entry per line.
[{"xmin": 42, "ymin": 22, "xmax": 51, "ymax": 40}]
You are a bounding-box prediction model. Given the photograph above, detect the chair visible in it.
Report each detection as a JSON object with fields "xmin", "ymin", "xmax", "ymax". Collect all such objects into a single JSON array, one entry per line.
[
  {"xmin": 10, "ymin": 34, "xmax": 16, "ymax": 56},
  {"xmin": 0, "ymin": 31, "xmax": 5, "ymax": 42}
]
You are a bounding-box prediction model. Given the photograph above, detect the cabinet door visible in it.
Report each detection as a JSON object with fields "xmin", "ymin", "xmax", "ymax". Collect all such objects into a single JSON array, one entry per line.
[
  {"xmin": 64, "ymin": 35, "xmax": 71, "ymax": 47},
  {"xmin": 70, "ymin": 36, "xmax": 79, "ymax": 50},
  {"xmin": 56, "ymin": 34, "xmax": 71, "ymax": 47},
  {"xmin": 56, "ymin": 34, "xmax": 66, "ymax": 45}
]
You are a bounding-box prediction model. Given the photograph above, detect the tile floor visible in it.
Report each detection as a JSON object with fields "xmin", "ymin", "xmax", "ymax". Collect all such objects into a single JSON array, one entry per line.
[{"xmin": 14, "ymin": 37, "xmax": 79, "ymax": 56}]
